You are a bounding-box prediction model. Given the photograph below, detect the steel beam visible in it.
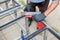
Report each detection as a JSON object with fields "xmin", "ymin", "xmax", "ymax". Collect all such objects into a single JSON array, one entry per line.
[
  {"xmin": 26, "ymin": 27, "xmax": 46, "ymax": 40},
  {"xmin": 0, "ymin": 5, "xmax": 20, "ymax": 16},
  {"xmin": 0, "ymin": 0, "xmax": 10, "ymax": 4},
  {"xmin": 0, "ymin": 15, "xmax": 25, "ymax": 30},
  {"xmin": 42, "ymin": 21, "xmax": 60, "ymax": 39}
]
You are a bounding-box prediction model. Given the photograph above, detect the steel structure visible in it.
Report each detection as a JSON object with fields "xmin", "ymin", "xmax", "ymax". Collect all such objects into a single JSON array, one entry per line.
[{"xmin": 0, "ymin": 0, "xmax": 60, "ymax": 40}]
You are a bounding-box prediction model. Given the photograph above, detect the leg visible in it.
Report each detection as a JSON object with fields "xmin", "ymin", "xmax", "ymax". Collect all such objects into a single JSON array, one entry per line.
[
  {"xmin": 28, "ymin": 2, "xmax": 37, "ymax": 26},
  {"xmin": 38, "ymin": 0, "xmax": 50, "ymax": 13},
  {"xmin": 26, "ymin": 2, "xmax": 36, "ymax": 26},
  {"xmin": 24, "ymin": 2, "xmax": 36, "ymax": 12},
  {"xmin": 30, "ymin": 2, "xmax": 36, "ymax": 12}
]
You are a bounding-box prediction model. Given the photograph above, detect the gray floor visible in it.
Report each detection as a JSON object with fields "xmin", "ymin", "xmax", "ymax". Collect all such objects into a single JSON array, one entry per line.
[{"xmin": 0, "ymin": 0, "xmax": 60, "ymax": 40}]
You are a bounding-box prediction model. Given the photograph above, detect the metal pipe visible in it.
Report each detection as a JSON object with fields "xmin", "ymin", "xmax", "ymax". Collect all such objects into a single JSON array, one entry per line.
[
  {"xmin": 13, "ymin": 0, "xmax": 20, "ymax": 5},
  {"xmin": 42, "ymin": 21, "xmax": 60, "ymax": 39},
  {"xmin": 12, "ymin": 0, "xmax": 17, "ymax": 18},
  {"xmin": 25, "ymin": 21, "xmax": 60, "ymax": 40},
  {"xmin": 0, "ymin": 5, "xmax": 20, "ymax": 16},
  {"xmin": 0, "ymin": 0, "xmax": 10, "ymax": 4},
  {"xmin": 0, "ymin": 15, "xmax": 25, "ymax": 30},
  {"xmin": 5, "ymin": 1, "xmax": 9, "ymax": 9},
  {"xmin": 44, "ymin": 30, "xmax": 47, "ymax": 40},
  {"xmin": 48, "ymin": 28, "xmax": 60, "ymax": 39},
  {"xmin": 25, "ymin": 18, "xmax": 30, "ymax": 35},
  {"xmin": 26, "ymin": 27, "xmax": 46, "ymax": 40},
  {"xmin": 9, "ymin": 13, "xmax": 27, "ymax": 34}
]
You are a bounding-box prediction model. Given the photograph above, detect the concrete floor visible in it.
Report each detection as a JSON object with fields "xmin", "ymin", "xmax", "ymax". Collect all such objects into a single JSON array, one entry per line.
[{"xmin": 0, "ymin": 0, "xmax": 60, "ymax": 40}]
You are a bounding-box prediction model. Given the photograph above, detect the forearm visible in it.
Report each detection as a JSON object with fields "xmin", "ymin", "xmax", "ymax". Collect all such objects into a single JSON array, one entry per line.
[{"xmin": 44, "ymin": 0, "xmax": 59, "ymax": 16}]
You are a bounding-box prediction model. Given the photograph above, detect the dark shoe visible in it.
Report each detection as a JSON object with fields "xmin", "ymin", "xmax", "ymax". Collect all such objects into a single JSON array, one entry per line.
[{"xmin": 28, "ymin": 18, "xmax": 32, "ymax": 26}]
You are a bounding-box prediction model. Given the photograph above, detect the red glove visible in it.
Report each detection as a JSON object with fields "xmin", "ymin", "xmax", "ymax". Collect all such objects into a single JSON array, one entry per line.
[{"xmin": 25, "ymin": 14, "xmax": 32, "ymax": 18}]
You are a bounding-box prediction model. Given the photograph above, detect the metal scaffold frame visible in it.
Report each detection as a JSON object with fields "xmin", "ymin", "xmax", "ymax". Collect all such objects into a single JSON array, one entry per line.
[
  {"xmin": 0, "ymin": 0, "xmax": 60, "ymax": 40},
  {"xmin": 0, "ymin": 1, "xmax": 30, "ymax": 40},
  {"xmin": 0, "ymin": 0, "xmax": 27, "ymax": 33},
  {"xmin": 0, "ymin": 0, "xmax": 21, "ymax": 17}
]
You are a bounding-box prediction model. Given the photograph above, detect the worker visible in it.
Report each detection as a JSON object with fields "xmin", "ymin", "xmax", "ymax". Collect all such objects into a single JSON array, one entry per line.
[{"xmin": 24, "ymin": 0, "xmax": 59, "ymax": 27}]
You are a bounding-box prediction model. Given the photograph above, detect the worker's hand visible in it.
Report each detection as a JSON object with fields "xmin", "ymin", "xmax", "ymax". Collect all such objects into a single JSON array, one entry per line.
[{"xmin": 33, "ymin": 13, "xmax": 46, "ymax": 22}]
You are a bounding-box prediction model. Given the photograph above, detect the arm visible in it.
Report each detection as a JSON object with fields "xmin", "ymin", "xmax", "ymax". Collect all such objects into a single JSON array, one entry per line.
[{"xmin": 44, "ymin": 0, "xmax": 59, "ymax": 16}]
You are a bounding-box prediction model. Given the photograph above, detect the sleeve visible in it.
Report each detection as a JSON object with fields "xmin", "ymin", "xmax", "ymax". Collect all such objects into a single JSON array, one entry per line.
[{"xmin": 52, "ymin": 0, "xmax": 56, "ymax": 2}]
